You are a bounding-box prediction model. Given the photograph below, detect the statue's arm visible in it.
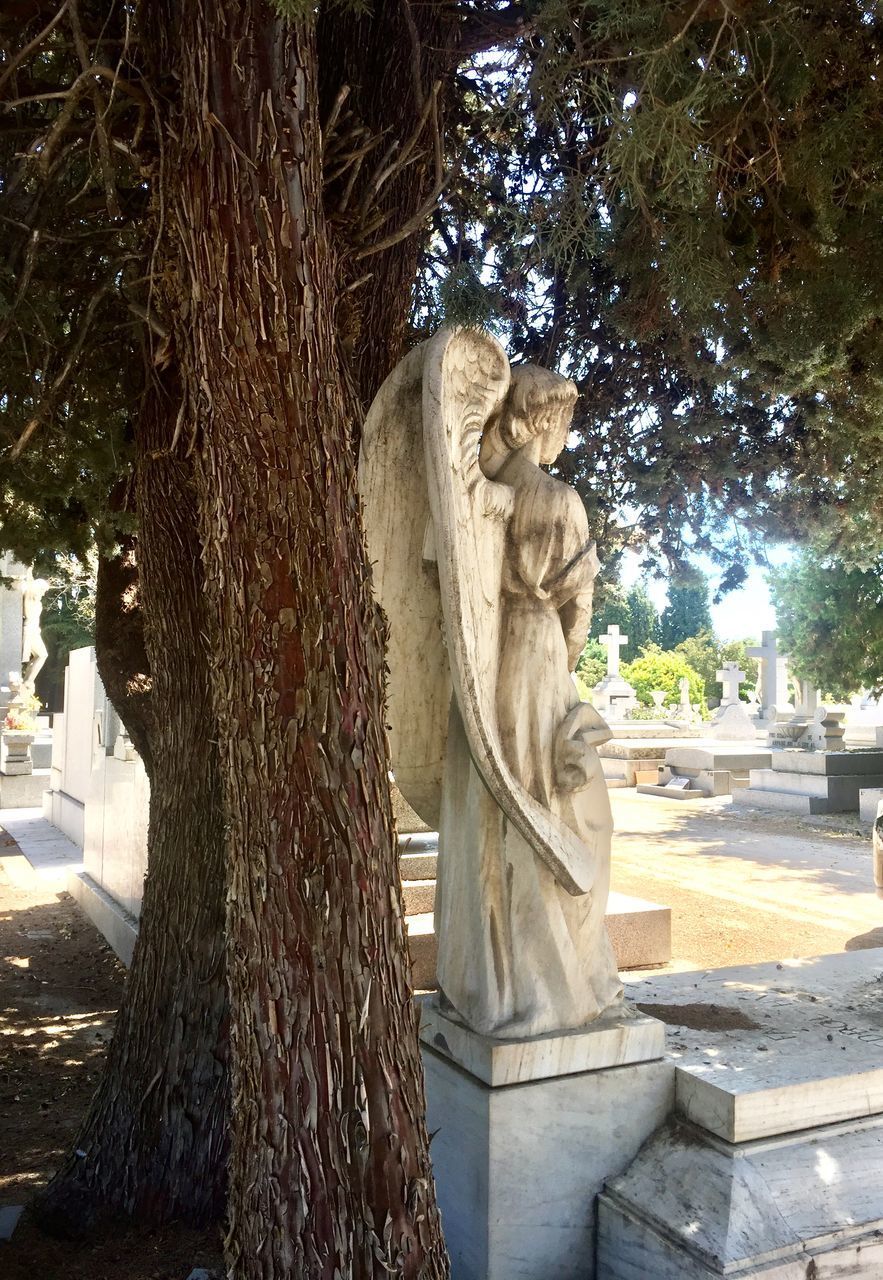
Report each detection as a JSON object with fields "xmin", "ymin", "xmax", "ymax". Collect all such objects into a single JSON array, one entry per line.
[{"xmin": 559, "ymin": 588, "xmax": 594, "ymax": 672}]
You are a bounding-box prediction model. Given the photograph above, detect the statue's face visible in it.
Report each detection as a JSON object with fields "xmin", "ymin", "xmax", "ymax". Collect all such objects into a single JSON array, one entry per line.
[{"xmin": 538, "ymin": 404, "xmax": 574, "ymax": 466}]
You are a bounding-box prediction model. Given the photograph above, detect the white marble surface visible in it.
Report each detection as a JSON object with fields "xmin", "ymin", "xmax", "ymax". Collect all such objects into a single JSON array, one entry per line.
[
  {"xmin": 770, "ymin": 748, "xmax": 883, "ymax": 776},
  {"xmin": 0, "ymin": 807, "xmax": 82, "ymax": 881},
  {"xmin": 627, "ymin": 951, "xmax": 883, "ymax": 1141},
  {"xmin": 709, "ymin": 701, "xmax": 757, "ymax": 741},
  {"xmin": 423, "ymin": 1043, "xmax": 674, "ymax": 1280},
  {"xmin": 599, "ymin": 1115, "xmax": 883, "ymax": 1279},
  {"xmin": 420, "ymin": 996, "xmax": 664, "ymax": 1086},
  {"xmin": 677, "ymin": 1044, "xmax": 883, "ymax": 1141},
  {"xmin": 859, "ymin": 785, "xmax": 883, "ymax": 822}
]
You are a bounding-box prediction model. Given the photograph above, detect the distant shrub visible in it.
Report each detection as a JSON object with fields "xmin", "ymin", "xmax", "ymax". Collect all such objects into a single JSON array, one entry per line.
[{"xmin": 621, "ymin": 646, "xmax": 707, "ymax": 715}]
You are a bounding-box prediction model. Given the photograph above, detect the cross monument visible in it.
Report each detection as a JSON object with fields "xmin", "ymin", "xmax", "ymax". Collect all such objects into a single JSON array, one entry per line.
[
  {"xmin": 598, "ymin": 624, "xmax": 629, "ymax": 678},
  {"xmin": 716, "ymin": 662, "xmax": 746, "ymax": 708}
]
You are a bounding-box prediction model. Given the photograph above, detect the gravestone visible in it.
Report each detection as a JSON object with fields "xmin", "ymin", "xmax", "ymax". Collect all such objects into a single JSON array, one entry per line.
[
  {"xmin": 592, "ymin": 624, "xmax": 639, "ymax": 717},
  {"xmin": 746, "ymin": 630, "xmax": 793, "ymax": 721},
  {"xmin": 708, "ymin": 662, "xmax": 756, "ymax": 741},
  {"xmin": 716, "ymin": 661, "xmax": 745, "ymax": 708}
]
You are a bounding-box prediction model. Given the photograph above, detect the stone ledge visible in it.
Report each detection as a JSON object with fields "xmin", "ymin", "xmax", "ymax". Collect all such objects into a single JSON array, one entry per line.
[
  {"xmin": 67, "ymin": 869, "xmax": 137, "ymax": 966},
  {"xmin": 419, "ymin": 996, "xmax": 665, "ymax": 1086}
]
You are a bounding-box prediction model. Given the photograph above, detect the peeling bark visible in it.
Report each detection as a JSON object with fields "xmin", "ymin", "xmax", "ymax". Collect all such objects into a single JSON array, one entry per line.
[
  {"xmin": 151, "ymin": 1, "xmax": 451, "ymax": 1274},
  {"xmin": 37, "ymin": 373, "xmax": 229, "ymax": 1235}
]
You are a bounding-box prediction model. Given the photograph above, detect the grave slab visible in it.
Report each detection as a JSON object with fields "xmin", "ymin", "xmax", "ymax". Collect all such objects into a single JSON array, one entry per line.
[
  {"xmin": 734, "ymin": 748, "xmax": 883, "ymax": 813},
  {"xmin": 601, "ymin": 951, "xmax": 883, "ymax": 1279},
  {"xmin": 634, "ymin": 782, "xmax": 711, "ymax": 802}
]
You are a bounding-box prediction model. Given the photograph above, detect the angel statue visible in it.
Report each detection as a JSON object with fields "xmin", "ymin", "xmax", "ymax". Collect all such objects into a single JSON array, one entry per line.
[{"xmin": 360, "ymin": 327, "xmax": 622, "ymax": 1039}]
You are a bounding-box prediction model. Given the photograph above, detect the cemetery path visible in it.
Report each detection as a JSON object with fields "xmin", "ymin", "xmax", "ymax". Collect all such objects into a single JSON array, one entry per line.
[
  {"xmin": 0, "ymin": 828, "xmax": 223, "ymax": 1279},
  {"xmin": 611, "ymin": 791, "xmax": 883, "ymax": 973}
]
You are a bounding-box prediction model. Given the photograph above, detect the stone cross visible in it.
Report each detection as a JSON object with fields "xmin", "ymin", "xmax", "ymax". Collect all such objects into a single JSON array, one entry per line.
[
  {"xmin": 598, "ymin": 624, "xmax": 629, "ymax": 678},
  {"xmin": 746, "ymin": 630, "xmax": 791, "ymax": 714},
  {"xmin": 716, "ymin": 662, "xmax": 746, "ymax": 708}
]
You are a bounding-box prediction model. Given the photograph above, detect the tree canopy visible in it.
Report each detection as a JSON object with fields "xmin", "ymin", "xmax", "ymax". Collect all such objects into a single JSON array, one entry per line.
[
  {"xmin": 4, "ymin": 1, "xmax": 883, "ymax": 586},
  {"xmin": 417, "ymin": 0, "xmax": 883, "ymax": 575},
  {"xmin": 771, "ymin": 550, "xmax": 883, "ymax": 697},
  {"xmin": 659, "ymin": 570, "xmax": 712, "ymax": 649}
]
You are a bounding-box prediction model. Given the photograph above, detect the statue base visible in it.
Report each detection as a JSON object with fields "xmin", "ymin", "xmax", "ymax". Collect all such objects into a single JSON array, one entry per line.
[{"xmin": 419, "ymin": 997, "xmax": 672, "ymax": 1280}]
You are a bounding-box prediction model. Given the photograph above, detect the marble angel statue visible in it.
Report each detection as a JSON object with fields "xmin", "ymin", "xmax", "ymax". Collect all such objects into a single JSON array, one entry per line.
[{"xmin": 360, "ymin": 327, "xmax": 622, "ymax": 1039}]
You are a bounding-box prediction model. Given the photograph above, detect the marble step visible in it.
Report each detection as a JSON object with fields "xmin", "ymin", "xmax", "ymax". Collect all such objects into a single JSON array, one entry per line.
[
  {"xmin": 402, "ymin": 878, "xmax": 435, "ymax": 915},
  {"xmin": 405, "ymin": 890, "xmax": 671, "ymax": 990},
  {"xmin": 400, "ymin": 849, "xmax": 437, "ymax": 881},
  {"xmin": 732, "ymin": 786, "xmax": 847, "ymax": 816},
  {"xmin": 676, "ymin": 1041, "xmax": 883, "ymax": 1143}
]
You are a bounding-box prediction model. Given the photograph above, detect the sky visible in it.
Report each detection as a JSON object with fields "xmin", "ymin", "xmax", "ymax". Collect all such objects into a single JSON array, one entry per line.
[{"xmin": 620, "ymin": 546, "xmax": 793, "ymax": 642}]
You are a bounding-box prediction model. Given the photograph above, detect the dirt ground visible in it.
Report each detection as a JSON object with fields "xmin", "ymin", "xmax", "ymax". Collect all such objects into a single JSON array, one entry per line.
[
  {"xmin": 611, "ymin": 789, "xmax": 883, "ymax": 972},
  {"xmin": 0, "ymin": 839, "xmax": 223, "ymax": 1280}
]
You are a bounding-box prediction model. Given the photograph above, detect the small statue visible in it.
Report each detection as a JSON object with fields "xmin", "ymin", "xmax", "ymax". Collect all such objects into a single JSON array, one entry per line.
[
  {"xmin": 16, "ymin": 568, "xmax": 50, "ymax": 694},
  {"xmin": 360, "ymin": 328, "xmax": 622, "ymax": 1039}
]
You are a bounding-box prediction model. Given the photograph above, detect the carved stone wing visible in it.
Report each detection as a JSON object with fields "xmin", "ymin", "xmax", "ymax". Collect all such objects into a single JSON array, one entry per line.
[
  {"xmin": 359, "ymin": 343, "xmax": 452, "ymax": 828},
  {"xmin": 423, "ymin": 327, "xmax": 597, "ymax": 896}
]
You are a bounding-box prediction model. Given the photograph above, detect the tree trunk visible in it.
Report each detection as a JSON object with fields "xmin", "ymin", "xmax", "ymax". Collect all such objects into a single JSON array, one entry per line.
[
  {"xmin": 155, "ymin": 2, "xmax": 449, "ymax": 1274},
  {"xmin": 36, "ymin": 372, "xmax": 229, "ymax": 1235}
]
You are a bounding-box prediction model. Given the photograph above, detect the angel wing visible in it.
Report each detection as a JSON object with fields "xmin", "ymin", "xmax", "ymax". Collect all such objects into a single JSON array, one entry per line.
[
  {"xmin": 359, "ymin": 343, "xmax": 452, "ymax": 827},
  {"xmin": 361, "ymin": 327, "xmax": 600, "ymax": 896},
  {"xmin": 423, "ymin": 327, "xmax": 598, "ymax": 896}
]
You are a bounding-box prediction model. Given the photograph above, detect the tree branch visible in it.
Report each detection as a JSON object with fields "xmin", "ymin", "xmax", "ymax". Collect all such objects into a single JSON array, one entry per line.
[{"xmin": 10, "ymin": 283, "xmax": 110, "ymax": 459}]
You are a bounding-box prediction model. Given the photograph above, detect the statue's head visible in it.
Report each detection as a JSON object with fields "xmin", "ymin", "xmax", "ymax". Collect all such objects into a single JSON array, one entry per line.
[{"xmin": 498, "ymin": 365, "xmax": 578, "ymax": 465}]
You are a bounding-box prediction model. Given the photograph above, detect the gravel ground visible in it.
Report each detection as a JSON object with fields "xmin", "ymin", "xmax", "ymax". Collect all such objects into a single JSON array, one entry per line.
[{"xmin": 611, "ymin": 790, "xmax": 883, "ymax": 972}]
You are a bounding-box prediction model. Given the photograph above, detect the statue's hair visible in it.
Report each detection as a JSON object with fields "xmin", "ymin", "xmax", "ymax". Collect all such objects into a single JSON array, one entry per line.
[{"xmin": 498, "ymin": 365, "xmax": 578, "ymax": 464}]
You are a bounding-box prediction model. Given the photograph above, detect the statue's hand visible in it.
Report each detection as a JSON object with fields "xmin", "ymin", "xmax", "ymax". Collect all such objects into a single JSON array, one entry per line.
[
  {"xmin": 478, "ymin": 478, "xmax": 514, "ymax": 522},
  {"xmin": 554, "ymin": 737, "xmax": 595, "ymax": 792},
  {"xmin": 553, "ymin": 702, "xmax": 612, "ymax": 793}
]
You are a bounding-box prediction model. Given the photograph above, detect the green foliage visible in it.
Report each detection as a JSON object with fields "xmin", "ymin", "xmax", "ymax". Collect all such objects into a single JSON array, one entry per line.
[
  {"xmin": 576, "ymin": 638, "xmax": 607, "ymax": 689},
  {"xmin": 659, "ymin": 572, "xmax": 712, "ymax": 649},
  {"xmin": 622, "ymin": 645, "xmax": 706, "ymax": 714},
  {"xmin": 416, "ymin": 0, "xmax": 883, "ymax": 574},
  {"xmin": 438, "ymin": 265, "xmax": 495, "ymax": 330},
  {"xmin": 770, "ymin": 553, "xmax": 883, "ymax": 698},
  {"xmin": 573, "ymin": 670, "xmax": 595, "ymax": 703},
  {"xmin": 673, "ymin": 632, "xmax": 760, "ymax": 705}
]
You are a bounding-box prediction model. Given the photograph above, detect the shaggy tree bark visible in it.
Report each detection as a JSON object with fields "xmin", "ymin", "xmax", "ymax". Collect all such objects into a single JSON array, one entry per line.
[
  {"xmin": 37, "ymin": 372, "xmax": 229, "ymax": 1234},
  {"xmin": 150, "ymin": 0, "xmax": 456, "ymax": 1274}
]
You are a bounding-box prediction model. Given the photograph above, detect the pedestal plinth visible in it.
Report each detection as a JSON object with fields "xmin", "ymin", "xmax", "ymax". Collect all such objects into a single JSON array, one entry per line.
[{"xmin": 419, "ymin": 998, "xmax": 672, "ymax": 1280}]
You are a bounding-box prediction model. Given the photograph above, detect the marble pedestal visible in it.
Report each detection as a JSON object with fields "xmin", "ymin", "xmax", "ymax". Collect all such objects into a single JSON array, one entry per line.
[
  {"xmin": 1, "ymin": 731, "xmax": 34, "ymax": 776},
  {"xmin": 420, "ymin": 998, "xmax": 672, "ymax": 1280},
  {"xmin": 0, "ymin": 768, "xmax": 48, "ymax": 809}
]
